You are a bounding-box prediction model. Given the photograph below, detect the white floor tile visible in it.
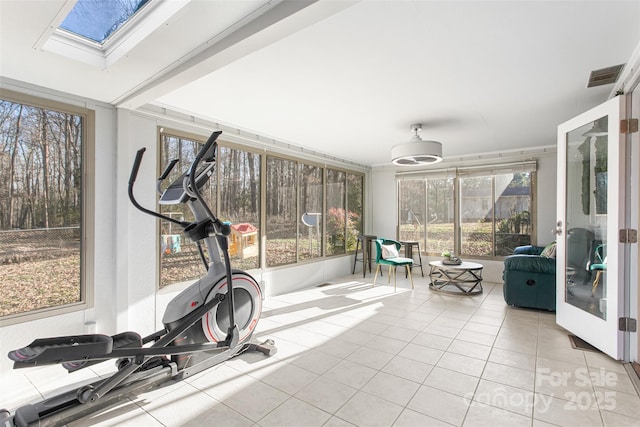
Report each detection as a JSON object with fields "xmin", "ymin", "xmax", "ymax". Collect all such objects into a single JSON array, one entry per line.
[
  {"xmin": 424, "ymin": 367, "xmax": 480, "ymax": 398},
  {"xmin": 323, "ymin": 416, "xmax": 357, "ymax": 427},
  {"xmin": 361, "ymin": 371, "xmax": 420, "ymax": 406},
  {"xmin": 222, "ymin": 380, "xmax": 290, "ymax": 422},
  {"xmin": 335, "ymin": 391, "xmax": 404, "ymax": 427},
  {"xmin": 448, "ymin": 340, "xmax": 492, "ymax": 361},
  {"xmin": 533, "ymin": 393, "xmax": 604, "ymax": 426},
  {"xmin": 488, "ymin": 347, "xmax": 537, "ymax": 372},
  {"xmin": 295, "ymin": 376, "xmax": 357, "ymax": 414},
  {"xmin": 407, "ymin": 385, "xmax": 471, "ymax": 426},
  {"xmin": 324, "ymin": 359, "xmax": 377, "ymax": 389},
  {"xmin": 346, "ymin": 346, "xmax": 395, "ymax": 370},
  {"xmin": 257, "ymin": 397, "xmax": 331, "ymax": 427},
  {"xmin": 482, "ymin": 361, "xmax": 535, "ymax": 391},
  {"xmin": 473, "ymin": 379, "xmax": 534, "ymax": 416},
  {"xmin": 436, "ymin": 352, "xmax": 487, "ymax": 377},
  {"xmin": 410, "ymin": 331, "xmax": 453, "ymax": 351},
  {"xmin": 250, "ymin": 360, "xmax": 319, "ymax": 394},
  {"xmin": 397, "ymin": 343, "xmax": 444, "ymax": 365},
  {"xmin": 392, "ymin": 408, "xmax": 454, "ymax": 427},
  {"xmin": 381, "ymin": 356, "xmax": 434, "ymax": 384},
  {"xmin": 463, "ymin": 401, "xmax": 532, "ymax": 427},
  {"xmin": 289, "ymin": 349, "xmax": 343, "ymax": 375},
  {"xmin": 363, "ymin": 334, "xmax": 408, "ymax": 355}
]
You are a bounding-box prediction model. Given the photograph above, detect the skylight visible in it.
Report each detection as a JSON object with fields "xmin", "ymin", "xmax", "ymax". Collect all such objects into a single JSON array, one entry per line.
[
  {"xmin": 38, "ymin": 0, "xmax": 189, "ymax": 69},
  {"xmin": 59, "ymin": 0, "xmax": 150, "ymax": 44}
]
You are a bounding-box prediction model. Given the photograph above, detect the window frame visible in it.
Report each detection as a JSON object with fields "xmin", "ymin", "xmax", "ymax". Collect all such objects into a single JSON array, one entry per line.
[
  {"xmin": 397, "ymin": 162, "xmax": 537, "ymax": 260},
  {"xmin": 0, "ymin": 89, "xmax": 95, "ymax": 326}
]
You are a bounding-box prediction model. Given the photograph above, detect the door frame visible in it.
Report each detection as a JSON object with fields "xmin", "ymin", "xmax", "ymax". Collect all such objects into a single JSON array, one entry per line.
[{"xmin": 628, "ymin": 84, "xmax": 640, "ymax": 364}]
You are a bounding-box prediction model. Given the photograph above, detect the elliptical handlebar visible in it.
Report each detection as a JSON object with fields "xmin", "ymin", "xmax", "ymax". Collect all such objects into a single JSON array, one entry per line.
[
  {"xmin": 129, "ymin": 147, "xmax": 146, "ymax": 186},
  {"xmin": 187, "ymin": 131, "xmax": 227, "ymax": 236},
  {"xmin": 128, "ymin": 148, "xmax": 189, "ymax": 227},
  {"xmin": 159, "ymin": 159, "xmax": 179, "ymax": 181}
]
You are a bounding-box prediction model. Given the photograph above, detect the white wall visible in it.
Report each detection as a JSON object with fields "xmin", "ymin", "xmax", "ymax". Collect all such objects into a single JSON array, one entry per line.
[
  {"xmin": 535, "ymin": 154, "xmax": 559, "ymax": 246},
  {"xmin": 113, "ymin": 111, "xmax": 161, "ymax": 337}
]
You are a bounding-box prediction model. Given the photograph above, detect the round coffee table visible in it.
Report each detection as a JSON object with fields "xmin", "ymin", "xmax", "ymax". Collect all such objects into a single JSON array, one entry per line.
[{"xmin": 428, "ymin": 261, "xmax": 483, "ymax": 295}]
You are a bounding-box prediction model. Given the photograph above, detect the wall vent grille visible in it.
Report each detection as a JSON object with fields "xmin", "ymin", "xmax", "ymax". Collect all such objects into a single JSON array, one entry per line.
[{"xmin": 587, "ymin": 64, "xmax": 625, "ymax": 87}]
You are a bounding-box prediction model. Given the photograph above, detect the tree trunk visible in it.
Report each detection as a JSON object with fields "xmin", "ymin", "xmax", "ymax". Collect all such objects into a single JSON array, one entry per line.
[
  {"xmin": 8, "ymin": 104, "xmax": 23, "ymax": 229},
  {"xmin": 40, "ymin": 110, "xmax": 50, "ymax": 228},
  {"xmin": 247, "ymin": 153, "xmax": 257, "ymax": 214}
]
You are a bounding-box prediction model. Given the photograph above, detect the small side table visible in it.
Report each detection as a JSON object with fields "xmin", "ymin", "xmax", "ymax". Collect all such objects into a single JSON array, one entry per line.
[
  {"xmin": 352, "ymin": 235, "xmax": 377, "ymax": 277},
  {"xmin": 400, "ymin": 241, "xmax": 424, "ymax": 277}
]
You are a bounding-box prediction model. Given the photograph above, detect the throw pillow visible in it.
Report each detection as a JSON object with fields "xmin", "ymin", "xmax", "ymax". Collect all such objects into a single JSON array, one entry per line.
[
  {"xmin": 540, "ymin": 242, "xmax": 557, "ymax": 258},
  {"xmin": 381, "ymin": 244, "xmax": 399, "ymax": 259}
]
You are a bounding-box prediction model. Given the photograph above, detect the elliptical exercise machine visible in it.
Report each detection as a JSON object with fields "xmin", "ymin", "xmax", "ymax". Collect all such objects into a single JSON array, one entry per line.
[{"xmin": 0, "ymin": 131, "xmax": 275, "ymax": 427}]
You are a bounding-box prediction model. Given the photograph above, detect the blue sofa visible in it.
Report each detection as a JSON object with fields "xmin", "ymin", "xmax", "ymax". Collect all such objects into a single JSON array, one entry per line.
[{"xmin": 503, "ymin": 245, "xmax": 556, "ymax": 311}]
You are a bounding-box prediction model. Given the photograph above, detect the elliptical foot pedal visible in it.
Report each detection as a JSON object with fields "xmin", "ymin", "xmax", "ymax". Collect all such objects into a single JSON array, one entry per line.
[
  {"xmin": 9, "ymin": 335, "xmax": 113, "ymax": 368},
  {"xmin": 63, "ymin": 332, "xmax": 143, "ymax": 373}
]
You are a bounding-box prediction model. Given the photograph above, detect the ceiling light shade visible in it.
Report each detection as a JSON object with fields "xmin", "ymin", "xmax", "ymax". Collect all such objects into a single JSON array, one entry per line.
[
  {"xmin": 582, "ymin": 117, "xmax": 608, "ymax": 137},
  {"xmin": 391, "ymin": 124, "xmax": 443, "ymax": 166}
]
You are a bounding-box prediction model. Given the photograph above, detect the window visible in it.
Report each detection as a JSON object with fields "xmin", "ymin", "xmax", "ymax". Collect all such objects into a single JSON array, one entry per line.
[
  {"xmin": 0, "ymin": 94, "xmax": 92, "ymax": 321},
  {"xmin": 493, "ymin": 172, "xmax": 532, "ymax": 255},
  {"xmin": 346, "ymin": 173, "xmax": 364, "ymax": 251},
  {"xmin": 399, "ymin": 177, "xmax": 455, "ymax": 255},
  {"xmin": 427, "ymin": 177, "xmax": 455, "ymax": 254},
  {"xmin": 60, "ymin": 0, "xmax": 150, "ymax": 44},
  {"xmin": 266, "ymin": 157, "xmax": 297, "ymax": 266},
  {"xmin": 398, "ymin": 163, "xmax": 535, "ymax": 258},
  {"xmin": 218, "ymin": 146, "xmax": 261, "ymax": 270},
  {"xmin": 326, "ymin": 169, "xmax": 347, "ymax": 256},
  {"xmin": 325, "ymin": 170, "xmax": 364, "ymax": 256},
  {"xmin": 158, "ymin": 130, "xmax": 364, "ymax": 283},
  {"xmin": 460, "ymin": 176, "xmax": 494, "ymax": 256},
  {"xmin": 159, "ymin": 132, "xmax": 214, "ymax": 288},
  {"xmin": 299, "ymin": 164, "xmax": 323, "ymax": 260},
  {"xmin": 399, "ymin": 179, "xmax": 426, "ymax": 247},
  {"xmin": 159, "ymin": 134, "xmax": 260, "ymax": 285}
]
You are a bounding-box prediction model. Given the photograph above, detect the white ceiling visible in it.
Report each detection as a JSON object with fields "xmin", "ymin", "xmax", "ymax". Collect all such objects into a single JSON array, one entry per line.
[{"xmin": 2, "ymin": 0, "xmax": 639, "ymax": 166}]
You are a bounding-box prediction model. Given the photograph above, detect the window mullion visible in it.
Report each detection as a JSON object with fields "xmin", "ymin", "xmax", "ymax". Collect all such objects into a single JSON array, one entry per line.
[
  {"xmin": 492, "ymin": 176, "xmax": 496, "ymax": 257},
  {"xmin": 295, "ymin": 162, "xmax": 300, "ymax": 263},
  {"xmin": 454, "ymin": 175, "xmax": 461, "ymax": 257}
]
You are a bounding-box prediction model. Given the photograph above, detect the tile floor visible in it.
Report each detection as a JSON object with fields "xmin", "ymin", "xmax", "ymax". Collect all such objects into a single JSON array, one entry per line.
[{"xmin": 2, "ymin": 274, "xmax": 640, "ymax": 427}]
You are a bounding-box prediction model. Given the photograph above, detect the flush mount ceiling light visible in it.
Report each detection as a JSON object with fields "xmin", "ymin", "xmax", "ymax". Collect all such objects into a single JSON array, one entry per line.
[{"xmin": 391, "ymin": 123, "xmax": 443, "ymax": 166}]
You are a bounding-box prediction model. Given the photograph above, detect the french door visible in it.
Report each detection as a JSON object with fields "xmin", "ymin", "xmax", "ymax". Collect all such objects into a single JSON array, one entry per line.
[{"xmin": 556, "ymin": 96, "xmax": 626, "ymax": 359}]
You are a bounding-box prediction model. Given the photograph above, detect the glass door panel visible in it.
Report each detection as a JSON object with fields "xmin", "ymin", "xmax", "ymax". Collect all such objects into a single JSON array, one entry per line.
[{"xmin": 564, "ymin": 118, "xmax": 608, "ymax": 320}]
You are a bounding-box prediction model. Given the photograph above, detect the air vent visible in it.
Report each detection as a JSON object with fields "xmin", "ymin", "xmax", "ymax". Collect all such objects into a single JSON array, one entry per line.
[{"xmin": 587, "ymin": 64, "xmax": 625, "ymax": 88}]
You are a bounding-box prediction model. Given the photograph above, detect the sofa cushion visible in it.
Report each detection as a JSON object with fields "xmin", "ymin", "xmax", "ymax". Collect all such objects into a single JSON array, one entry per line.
[
  {"xmin": 504, "ymin": 254, "xmax": 556, "ymax": 275},
  {"xmin": 513, "ymin": 245, "xmax": 545, "ymax": 256}
]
